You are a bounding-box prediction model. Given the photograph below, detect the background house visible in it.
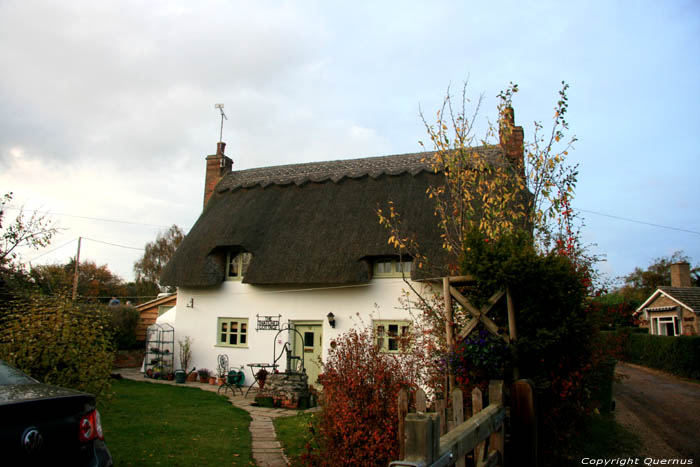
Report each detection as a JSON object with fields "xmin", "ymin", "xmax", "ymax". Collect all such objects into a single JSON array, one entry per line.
[
  {"xmin": 635, "ymin": 262, "xmax": 700, "ymax": 336},
  {"xmin": 159, "ymin": 117, "xmax": 526, "ymax": 385}
]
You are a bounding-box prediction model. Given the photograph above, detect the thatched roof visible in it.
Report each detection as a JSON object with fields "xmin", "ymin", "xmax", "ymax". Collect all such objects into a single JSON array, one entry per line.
[{"xmin": 161, "ymin": 147, "xmax": 510, "ymax": 287}]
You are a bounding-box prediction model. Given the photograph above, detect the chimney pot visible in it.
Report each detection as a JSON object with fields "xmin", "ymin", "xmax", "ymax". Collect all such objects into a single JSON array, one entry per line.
[{"xmin": 217, "ymin": 141, "xmax": 226, "ymax": 156}]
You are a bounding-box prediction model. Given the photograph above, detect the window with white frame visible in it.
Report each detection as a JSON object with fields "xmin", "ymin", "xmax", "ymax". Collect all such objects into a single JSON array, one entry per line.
[
  {"xmin": 373, "ymin": 257, "xmax": 412, "ymax": 278},
  {"xmin": 374, "ymin": 320, "xmax": 411, "ymax": 352},
  {"xmin": 652, "ymin": 316, "xmax": 680, "ymax": 336},
  {"xmin": 217, "ymin": 318, "xmax": 248, "ymax": 347},
  {"xmin": 226, "ymin": 252, "xmax": 252, "ymax": 280}
]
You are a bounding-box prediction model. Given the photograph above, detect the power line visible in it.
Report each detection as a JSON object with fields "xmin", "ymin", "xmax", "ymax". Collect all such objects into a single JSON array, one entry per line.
[
  {"xmin": 5, "ymin": 206, "xmax": 172, "ymax": 229},
  {"xmin": 27, "ymin": 236, "xmax": 143, "ymax": 263},
  {"xmin": 82, "ymin": 237, "xmax": 144, "ymax": 251},
  {"xmin": 575, "ymin": 207, "xmax": 700, "ymax": 236},
  {"xmin": 27, "ymin": 237, "xmax": 78, "ymax": 261}
]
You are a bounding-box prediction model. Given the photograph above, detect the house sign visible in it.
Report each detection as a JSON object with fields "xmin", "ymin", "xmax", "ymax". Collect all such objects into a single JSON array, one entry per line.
[{"xmin": 256, "ymin": 314, "xmax": 282, "ymax": 332}]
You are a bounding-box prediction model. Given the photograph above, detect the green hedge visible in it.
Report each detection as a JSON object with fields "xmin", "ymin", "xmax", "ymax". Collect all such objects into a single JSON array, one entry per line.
[{"xmin": 623, "ymin": 333, "xmax": 700, "ymax": 379}]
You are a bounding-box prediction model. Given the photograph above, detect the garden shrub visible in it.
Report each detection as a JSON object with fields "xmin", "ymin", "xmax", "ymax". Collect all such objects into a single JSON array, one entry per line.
[
  {"xmin": 104, "ymin": 304, "xmax": 140, "ymax": 350},
  {"xmin": 302, "ymin": 325, "xmax": 424, "ymax": 467},
  {"xmin": 0, "ymin": 295, "xmax": 114, "ymax": 397}
]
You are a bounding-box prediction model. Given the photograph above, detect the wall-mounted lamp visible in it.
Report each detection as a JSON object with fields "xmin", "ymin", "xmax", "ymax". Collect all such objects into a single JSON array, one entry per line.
[
  {"xmin": 327, "ymin": 312, "xmax": 336, "ymax": 328},
  {"xmin": 186, "ymin": 298, "xmax": 194, "ymax": 308}
]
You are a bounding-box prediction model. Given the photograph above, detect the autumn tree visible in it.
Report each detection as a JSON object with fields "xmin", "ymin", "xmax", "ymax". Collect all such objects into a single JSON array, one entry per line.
[
  {"xmin": 378, "ymin": 82, "xmax": 581, "ymax": 276},
  {"xmin": 0, "ymin": 192, "xmax": 59, "ymax": 302},
  {"xmin": 30, "ymin": 259, "xmax": 128, "ymax": 302},
  {"xmin": 133, "ymin": 224, "xmax": 184, "ymax": 291}
]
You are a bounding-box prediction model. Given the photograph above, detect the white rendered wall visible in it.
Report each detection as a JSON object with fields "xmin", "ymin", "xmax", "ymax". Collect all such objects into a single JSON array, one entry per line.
[{"xmin": 167, "ymin": 278, "xmax": 435, "ymax": 380}]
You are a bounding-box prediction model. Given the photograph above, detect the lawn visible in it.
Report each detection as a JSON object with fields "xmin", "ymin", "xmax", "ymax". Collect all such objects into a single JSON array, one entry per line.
[
  {"xmin": 274, "ymin": 412, "xmax": 315, "ymax": 464},
  {"xmin": 98, "ymin": 379, "xmax": 254, "ymax": 466}
]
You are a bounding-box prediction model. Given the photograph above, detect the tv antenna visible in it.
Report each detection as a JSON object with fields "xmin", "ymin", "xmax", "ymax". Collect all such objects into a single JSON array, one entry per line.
[{"xmin": 215, "ymin": 103, "xmax": 227, "ymax": 142}]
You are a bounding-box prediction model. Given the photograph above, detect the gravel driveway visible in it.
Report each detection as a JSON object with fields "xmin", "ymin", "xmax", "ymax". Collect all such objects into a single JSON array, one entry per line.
[{"xmin": 614, "ymin": 362, "xmax": 700, "ymax": 462}]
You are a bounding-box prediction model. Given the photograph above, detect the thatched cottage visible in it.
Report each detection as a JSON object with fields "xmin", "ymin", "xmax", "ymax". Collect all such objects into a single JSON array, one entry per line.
[{"xmin": 160, "ymin": 114, "xmax": 525, "ymax": 385}]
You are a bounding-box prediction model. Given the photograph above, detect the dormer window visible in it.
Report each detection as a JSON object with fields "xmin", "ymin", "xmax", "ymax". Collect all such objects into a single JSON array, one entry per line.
[
  {"xmin": 373, "ymin": 257, "xmax": 412, "ymax": 278},
  {"xmin": 226, "ymin": 252, "xmax": 252, "ymax": 280}
]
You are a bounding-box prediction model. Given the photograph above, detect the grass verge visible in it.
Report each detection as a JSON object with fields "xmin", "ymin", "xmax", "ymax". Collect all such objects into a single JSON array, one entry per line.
[
  {"xmin": 98, "ymin": 379, "xmax": 253, "ymax": 466},
  {"xmin": 274, "ymin": 411, "xmax": 316, "ymax": 464}
]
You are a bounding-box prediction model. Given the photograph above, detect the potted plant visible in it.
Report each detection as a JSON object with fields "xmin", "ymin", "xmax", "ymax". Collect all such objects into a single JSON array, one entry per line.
[
  {"xmin": 198, "ymin": 368, "xmax": 210, "ymax": 383},
  {"xmin": 167, "ymin": 372, "xmax": 175, "ymax": 381},
  {"xmin": 209, "ymin": 374, "xmax": 217, "ymax": 385},
  {"xmin": 178, "ymin": 336, "xmax": 194, "ymax": 383}
]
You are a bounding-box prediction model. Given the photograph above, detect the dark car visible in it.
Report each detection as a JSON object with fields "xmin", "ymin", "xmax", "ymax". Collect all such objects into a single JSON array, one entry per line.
[{"xmin": 0, "ymin": 360, "xmax": 113, "ymax": 466}]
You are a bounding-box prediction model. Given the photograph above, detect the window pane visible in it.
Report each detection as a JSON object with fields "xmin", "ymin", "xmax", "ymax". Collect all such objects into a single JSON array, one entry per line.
[
  {"xmin": 304, "ymin": 332, "xmax": 314, "ymax": 347},
  {"xmin": 221, "ymin": 322, "xmax": 228, "ymax": 332},
  {"xmin": 232, "ymin": 322, "xmax": 238, "ymax": 331},
  {"xmin": 377, "ymin": 337, "xmax": 384, "ymax": 349},
  {"xmin": 220, "ymin": 333, "xmax": 226, "ymax": 343},
  {"xmin": 241, "ymin": 323, "xmax": 247, "ymax": 333},
  {"xmin": 377, "ymin": 325, "xmax": 385, "ymax": 336},
  {"xmin": 401, "ymin": 261, "xmax": 412, "ymax": 273},
  {"xmin": 228, "ymin": 254, "xmax": 238, "ymax": 277},
  {"xmin": 230, "ymin": 334, "xmax": 237, "ymax": 345},
  {"xmin": 389, "ymin": 324, "xmax": 398, "ymax": 336},
  {"xmin": 389, "ymin": 338, "xmax": 398, "ymax": 351},
  {"xmin": 240, "ymin": 252, "xmax": 252, "ymax": 275},
  {"xmin": 240, "ymin": 334, "xmax": 246, "ymax": 344},
  {"xmin": 401, "ymin": 326, "xmax": 409, "ymax": 337}
]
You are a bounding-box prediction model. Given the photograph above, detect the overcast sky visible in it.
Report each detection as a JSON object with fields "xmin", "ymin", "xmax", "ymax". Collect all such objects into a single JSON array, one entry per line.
[{"xmin": 1, "ymin": 0, "xmax": 698, "ymax": 287}]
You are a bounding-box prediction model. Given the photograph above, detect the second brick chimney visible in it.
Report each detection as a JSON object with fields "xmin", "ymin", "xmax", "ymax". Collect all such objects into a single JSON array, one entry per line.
[
  {"xmin": 203, "ymin": 141, "xmax": 233, "ymax": 208},
  {"xmin": 499, "ymin": 106, "xmax": 524, "ymax": 177},
  {"xmin": 670, "ymin": 262, "xmax": 692, "ymax": 288}
]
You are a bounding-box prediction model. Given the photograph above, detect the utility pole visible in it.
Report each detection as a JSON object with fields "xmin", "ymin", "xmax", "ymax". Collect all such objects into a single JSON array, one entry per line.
[{"xmin": 72, "ymin": 237, "xmax": 81, "ymax": 302}]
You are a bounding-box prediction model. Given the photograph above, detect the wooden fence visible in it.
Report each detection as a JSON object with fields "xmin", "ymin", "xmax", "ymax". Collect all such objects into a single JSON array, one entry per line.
[{"xmin": 390, "ymin": 380, "xmax": 506, "ymax": 467}]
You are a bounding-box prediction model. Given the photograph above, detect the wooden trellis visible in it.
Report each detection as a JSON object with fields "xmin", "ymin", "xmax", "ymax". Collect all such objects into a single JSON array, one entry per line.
[{"xmin": 443, "ymin": 276, "xmax": 519, "ymax": 383}]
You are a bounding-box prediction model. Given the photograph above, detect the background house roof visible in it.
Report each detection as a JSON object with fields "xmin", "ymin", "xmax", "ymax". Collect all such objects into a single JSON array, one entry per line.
[
  {"xmin": 636, "ymin": 286, "xmax": 700, "ymax": 315},
  {"xmin": 161, "ymin": 147, "xmax": 518, "ymax": 287},
  {"xmin": 658, "ymin": 287, "xmax": 700, "ymax": 313}
]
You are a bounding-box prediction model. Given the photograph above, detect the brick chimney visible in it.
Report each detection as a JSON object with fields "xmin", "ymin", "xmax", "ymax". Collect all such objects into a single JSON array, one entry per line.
[
  {"xmin": 670, "ymin": 262, "xmax": 692, "ymax": 288},
  {"xmin": 499, "ymin": 106, "xmax": 524, "ymax": 177},
  {"xmin": 203, "ymin": 141, "xmax": 233, "ymax": 208}
]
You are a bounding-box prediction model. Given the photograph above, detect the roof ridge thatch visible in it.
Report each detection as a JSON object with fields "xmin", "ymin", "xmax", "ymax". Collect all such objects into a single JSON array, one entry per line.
[{"xmin": 217, "ymin": 146, "xmax": 502, "ymax": 192}]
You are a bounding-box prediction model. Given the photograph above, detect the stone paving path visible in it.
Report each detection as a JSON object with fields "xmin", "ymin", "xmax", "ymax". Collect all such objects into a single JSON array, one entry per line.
[{"xmin": 115, "ymin": 368, "xmax": 315, "ymax": 466}]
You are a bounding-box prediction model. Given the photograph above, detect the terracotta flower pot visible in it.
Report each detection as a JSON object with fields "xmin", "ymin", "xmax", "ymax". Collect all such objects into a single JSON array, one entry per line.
[
  {"xmin": 209, "ymin": 377, "xmax": 217, "ymax": 385},
  {"xmin": 187, "ymin": 372, "xmax": 197, "ymax": 382},
  {"xmin": 218, "ymin": 377, "xmax": 225, "ymax": 386}
]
